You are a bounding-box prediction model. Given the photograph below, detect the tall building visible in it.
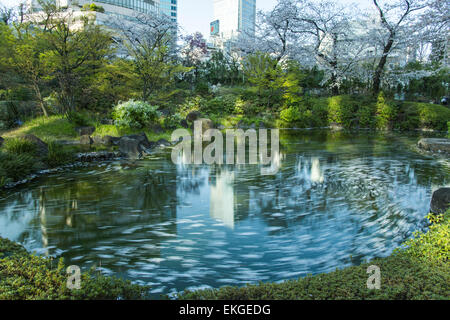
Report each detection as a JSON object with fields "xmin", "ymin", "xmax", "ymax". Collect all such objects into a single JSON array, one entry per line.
[
  {"xmin": 211, "ymin": 0, "xmax": 256, "ymax": 43},
  {"xmin": 26, "ymin": 1, "xmax": 165, "ymax": 28},
  {"xmin": 157, "ymin": 0, "xmax": 177, "ymax": 23}
]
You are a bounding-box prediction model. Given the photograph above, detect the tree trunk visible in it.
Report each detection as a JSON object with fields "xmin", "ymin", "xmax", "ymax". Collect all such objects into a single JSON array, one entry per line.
[
  {"xmin": 373, "ymin": 37, "xmax": 394, "ymax": 95},
  {"xmin": 32, "ymin": 82, "xmax": 48, "ymax": 117}
]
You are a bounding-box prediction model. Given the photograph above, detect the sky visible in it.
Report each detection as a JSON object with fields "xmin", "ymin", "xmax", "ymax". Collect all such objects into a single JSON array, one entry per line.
[{"xmin": 1, "ymin": 0, "xmax": 372, "ymax": 38}]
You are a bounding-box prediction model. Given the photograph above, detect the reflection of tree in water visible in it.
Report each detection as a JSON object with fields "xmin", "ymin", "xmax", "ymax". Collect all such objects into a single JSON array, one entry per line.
[
  {"xmin": 175, "ymin": 166, "xmax": 206, "ymax": 196},
  {"xmin": 26, "ymin": 161, "xmax": 179, "ymax": 272}
]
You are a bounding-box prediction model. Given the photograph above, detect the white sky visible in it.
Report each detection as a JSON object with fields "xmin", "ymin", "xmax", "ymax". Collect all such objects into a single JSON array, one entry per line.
[{"xmin": 0, "ymin": 0, "xmax": 373, "ymax": 38}]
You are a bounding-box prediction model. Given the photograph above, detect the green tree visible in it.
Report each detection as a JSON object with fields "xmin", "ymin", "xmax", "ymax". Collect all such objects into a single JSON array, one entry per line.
[
  {"xmin": 10, "ymin": 24, "xmax": 50, "ymax": 116},
  {"xmin": 36, "ymin": 0, "xmax": 113, "ymax": 114}
]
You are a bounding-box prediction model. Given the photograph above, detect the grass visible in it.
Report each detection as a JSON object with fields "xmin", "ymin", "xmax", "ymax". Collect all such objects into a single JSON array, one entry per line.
[
  {"xmin": 2, "ymin": 115, "xmax": 78, "ymax": 141},
  {"xmin": 2, "ymin": 115, "xmax": 173, "ymax": 142}
]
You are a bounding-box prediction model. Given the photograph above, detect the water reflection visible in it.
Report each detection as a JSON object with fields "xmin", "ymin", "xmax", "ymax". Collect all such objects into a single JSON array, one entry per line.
[
  {"xmin": 210, "ymin": 170, "xmax": 235, "ymax": 228},
  {"xmin": 0, "ymin": 130, "xmax": 448, "ymax": 297}
]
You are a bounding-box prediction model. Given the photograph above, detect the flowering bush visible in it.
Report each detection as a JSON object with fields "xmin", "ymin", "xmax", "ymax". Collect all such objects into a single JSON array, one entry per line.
[{"xmin": 112, "ymin": 100, "xmax": 161, "ymax": 128}]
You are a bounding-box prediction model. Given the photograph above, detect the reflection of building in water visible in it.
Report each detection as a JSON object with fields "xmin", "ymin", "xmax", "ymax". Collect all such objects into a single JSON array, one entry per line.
[
  {"xmin": 210, "ymin": 170, "xmax": 236, "ymax": 228},
  {"xmin": 310, "ymin": 158, "xmax": 324, "ymax": 183},
  {"xmin": 297, "ymin": 157, "xmax": 325, "ymax": 184}
]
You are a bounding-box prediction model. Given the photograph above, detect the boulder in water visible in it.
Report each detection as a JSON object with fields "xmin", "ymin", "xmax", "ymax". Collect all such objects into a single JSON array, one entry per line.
[
  {"xmin": 418, "ymin": 138, "xmax": 450, "ymax": 154},
  {"xmin": 430, "ymin": 188, "xmax": 450, "ymax": 214}
]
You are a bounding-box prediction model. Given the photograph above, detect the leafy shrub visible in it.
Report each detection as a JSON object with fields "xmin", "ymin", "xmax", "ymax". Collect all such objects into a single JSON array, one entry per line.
[
  {"xmin": 161, "ymin": 113, "xmax": 184, "ymax": 130},
  {"xmin": 201, "ymin": 95, "xmax": 237, "ymax": 115},
  {"xmin": 0, "ymin": 237, "xmax": 149, "ymax": 300},
  {"xmin": 375, "ymin": 92, "xmax": 397, "ymax": 130},
  {"xmin": 195, "ymin": 82, "xmax": 210, "ymax": 95},
  {"xmin": 81, "ymin": 3, "xmax": 105, "ymax": 13},
  {"xmin": 178, "ymin": 253, "xmax": 449, "ymax": 300},
  {"xmin": 280, "ymin": 106, "xmax": 301, "ymax": 123},
  {"xmin": 307, "ymin": 98, "xmax": 328, "ymax": 127},
  {"xmin": 357, "ymin": 104, "xmax": 376, "ymax": 128},
  {"xmin": 67, "ymin": 111, "xmax": 91, "ymax": 127},
  {"xmin": 0, "ymin": 151, "xmax": 36, "ymax": 182},
  {"xmin": 112, "ymin": 100, "xmax": 161, "ymax": 129},
  {"xmin": 2, "ymin": 138, "xmax": 37, "ymax": 156},
  {"xmin": 44, "ymin": 141, "xmax": 75, "ymax": 168},
  {"xmin": 327, "ymin": 95, "xmax": 357, "ymax": 128},
  {"xmin": 417, "ymin": 103, "xmax": 450, "ymax": 131},
  {"xmin": 398, "ymin": 210, "xmax": 449, "ymax": 265}
]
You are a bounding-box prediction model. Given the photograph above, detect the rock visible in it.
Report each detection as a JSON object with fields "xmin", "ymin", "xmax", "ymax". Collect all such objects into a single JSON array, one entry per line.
[
  {"xmin": 156, "ymin": 139, "xmax": 171, "ymax": 147},
  {"xmin": 80, "ymin": 135, "xmax": 93, "ymax": 145},
  {"xmin": 418, "ymin": 138, "xmax": 450, "ymax": 154},
  {"xmin": 22, "ymin": 134, "xmax": 48, "ymax": 157},
  {"xmin": 103, "ymin": 135, "xmax": 120, "ymax": 146},
  {"xmin": 75, "ymin": 126, "xmax": 96, "ymax": 136},
  {"xmin": 186, "ymin": 111, "xmax": 201, "ymax": 123},
  {"xmin": 237, "ymin": 120, "xmax": 247, "ymax": 129},
  {"xmin": 180, "ymin": 119, "xmax": 189, "ymax": 128},
  {"xmin": 0, "ymin": 136, "xmax": 4, "ymax": 147},
  {"xmin": 76, "ymin": 151, "xmax": 120, "ymax": 162},
  {"xmin": 54, "ymin": 140, "xmax": 80, "ymax": 146},
  {"xmin": 430, "ymin": 188, "xmax": 450, "ymax": 214},
  {"xmin": 122, "ymin": 133, "xmax": 152, "ymax": 149},
  {"xmin": 100, "ymin": 119, "xmax": 114, "ymax": 125},
  {"xmin": 92, "ymin": 136, "xmax": 103, "ymax": 145},
  {"xmin": 193, "ymin": 118, "xmax": 214, "ymax": 132},
  {"xmin": 259, "ymin": 122, "xmax": 266, "ymax": 129},
  {"xmin": 119, "ymin": 137, "xmax": 144, "ymax": 159}
]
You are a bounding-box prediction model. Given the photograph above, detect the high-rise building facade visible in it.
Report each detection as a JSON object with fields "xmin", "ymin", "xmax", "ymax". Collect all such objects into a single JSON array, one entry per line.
[
  {"xmin": 212, "ymin": 0, "xmax": 256, "ymax": 40},
  {"xmin": 27, "ymin": 0, "xmax": 159, "ymax": 15},
  {"xmin": 157, "ymin": 0, "xmax": 177, "ymax": 23}
]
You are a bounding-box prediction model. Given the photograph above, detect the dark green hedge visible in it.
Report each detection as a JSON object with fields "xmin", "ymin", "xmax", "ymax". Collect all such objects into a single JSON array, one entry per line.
[
  {"xmin": 178, "ymin": 254, "xmax": 449, "ymax": 300},
  {"xmin": 0, "ymin": 237, "xmax": 150, "ymax": 300},
  {"xmin": 278, "ymin": 94, "xmax": 450, "ymax": 131}
]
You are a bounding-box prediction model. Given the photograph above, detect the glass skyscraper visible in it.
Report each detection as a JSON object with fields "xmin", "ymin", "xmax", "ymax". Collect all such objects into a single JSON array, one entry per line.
[
  {"xmin": 212, "ymin": 0, "xmax": 256, "ymax": 39},
  {"xmin": 157, "ymin": 0, "xmax": 178, "ymax": 23}
]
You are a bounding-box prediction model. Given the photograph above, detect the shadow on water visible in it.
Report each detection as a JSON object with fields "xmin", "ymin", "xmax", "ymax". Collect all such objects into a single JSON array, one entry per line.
[{"xmin": 0, "ymin": 129, "xmax": 449, "ymax": 297}]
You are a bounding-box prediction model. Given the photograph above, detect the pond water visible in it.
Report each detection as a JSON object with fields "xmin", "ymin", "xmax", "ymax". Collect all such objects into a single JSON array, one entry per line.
[{"xmin": 0, "ymin": 130, "xmax": 449, "ymax": 297}]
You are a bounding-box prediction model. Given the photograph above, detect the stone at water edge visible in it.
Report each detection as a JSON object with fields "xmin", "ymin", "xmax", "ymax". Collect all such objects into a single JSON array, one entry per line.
[
  {"xmin": 92, "ymin": 136, "xmax": 103, "ymax": 145},
  {"xmin": 22, "ymin": 134, "xmax": 48, "ymax": 157},
  {"xmin": 418, "ymin": 138, "xmax": 450, "ymax": 154},
  {"xmin": 196, "ymin": 118, "xmax": 214, "ymax": 131},
  {"xmin": 430, "ymin": 188, "xmax": 450, "ymax": 215},
  {"xmin": 186, "ymin": 111, "xmax": 201, "ymax": 123},
  {"xmin": 118, "ymin": 137, "xmax": 143, "ymax": 159},
  {"xmin": 103, "ymin": 135, "xmax": 120, "ymax": 146},
  {"xmin": 180, "ymin": 119, "xmax": 189, "ymax": 128},
  {"xmin": 122, "ymin": 133, "xmax": 152, "ymax": 149},
  {"xmin": 156, "ymin": 139, "xmax": 171, "ymax": 147},
  {"xmin": 80, "ymin": 135, "xmax": 93, "ymax": 145},
  {"xmin": 75, "ymin": 126, "xmax": 96, "ymax": 136}
]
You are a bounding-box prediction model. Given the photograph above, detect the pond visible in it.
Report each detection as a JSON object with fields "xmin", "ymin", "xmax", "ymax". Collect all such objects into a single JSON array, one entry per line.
[{"xmin": 0, "ymin": 130, "xmax": 449, "ymax": 298}]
